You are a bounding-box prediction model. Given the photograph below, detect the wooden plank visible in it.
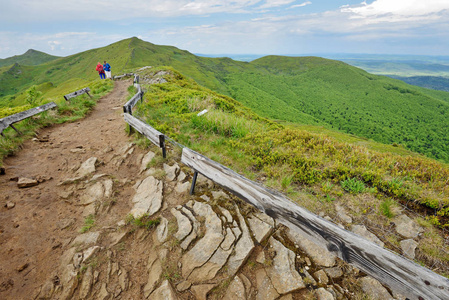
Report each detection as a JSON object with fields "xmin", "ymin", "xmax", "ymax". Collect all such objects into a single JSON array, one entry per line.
[
  {"xmin": 1, "ymin": 102, "xmax": 57, "ymax": 126},
  {"xmin": 123, "ymin": 91, "xmax": 142, "ymax": 112},
  {"xmin": 64, "ymin": 87, "xmax": 91, "ymax": 101},
  {"xmin": 0, "ymin": 102, "xmax": 57, "ymax": 135},
  {"xmin": 0, "ymin": 120, "xmax": 7, "ymax": 135},
  {"xmin": 123, "ymin": 113, "xmax": 164, "ymax": 148},
  {"xmin": 113, "ymin": 73, "xmax": 134, "ymax": 80},
  {"xmin": 181, "ymin": 147, "xmax": 449, "ymax": 300}
]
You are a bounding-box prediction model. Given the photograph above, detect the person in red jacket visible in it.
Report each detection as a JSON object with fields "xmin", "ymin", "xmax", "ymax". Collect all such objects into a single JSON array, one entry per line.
[{"xmin": 96, "ymin": 62, "xmax": 105, "ymax": 79}]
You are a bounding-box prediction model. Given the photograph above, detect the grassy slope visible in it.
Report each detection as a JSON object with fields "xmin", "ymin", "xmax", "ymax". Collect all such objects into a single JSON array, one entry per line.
[
  {"xmin": 225, "ymin": 56, "xmax": 449, "ymax": 162},
  {"xmin": 135, "ymin": 68, "xmax": 449, "ymax": 273},
  {"xmin": 1, "ymin": 38, "xmax": 449, "ymax": 163},
  {"xmin": 0, "ymin": 38, "xmax": 138, "ymax": 101}
]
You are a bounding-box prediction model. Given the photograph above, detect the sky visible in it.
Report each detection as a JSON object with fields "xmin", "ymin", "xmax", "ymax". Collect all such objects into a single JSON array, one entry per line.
[{"xmin": 0, "ymin": 0, "xmax": 449, "ymax": 59}]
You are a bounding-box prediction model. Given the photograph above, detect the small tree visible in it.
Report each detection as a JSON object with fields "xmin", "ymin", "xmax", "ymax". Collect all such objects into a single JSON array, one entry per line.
[{"xmin": 26, "ymin": 86, "xmax": 43, "ymax": 106}]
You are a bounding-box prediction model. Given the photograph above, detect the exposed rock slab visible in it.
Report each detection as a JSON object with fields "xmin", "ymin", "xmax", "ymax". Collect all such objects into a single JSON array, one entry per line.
[
  {"xmin": 191, "ymin": 284, "xmax": 216, "ymax": 300},
  {"xmin": 335, "ymin": 204, "xmax": 352, "ymax": 224},
  {"xmin": 313, "ymin": 270, "xmax": 329, "ymax": 285},
  {"xmin": 188, "ymin": 227, "xmax": 235, "ymax": 282},
  {"xmin": 75, "ymin": 157, "xmax": 97, "ymax": 178},
  {"xmin": 227, "ymin": 206, "xmax": 255, "ymax": 275},
  {"xmin": 351, "ymin": 225, "xmax": 384, "ymax": 248},
  {"xmin": 103, "ymin": 179, "xmax": 113, "ymax": 198},
  {"xmin": 358, "ymin": 276, "xmax": 393, "ymax": 300},
  {"xmin": 59, "ymin": 264, "xmax": 79, "ymax": 300},
  {"xmin": 71, "ymin": 231, "xmax": 101, "ymax": 248},
  {"xmin": 164, "ymin": 163, "xmax": 179, "ymax": 181},
  {"xmin": 223, "ymin": 275, "xmax": 247, "ymax": 300},
  {"xmin": 171, "ymin": 208, "xmax": 192, "ymax": 241},
  {"xmin": 267, "ymin": 237, "xmax": 305, "ymax": 294},
  {"xmin": 180, "ymin": 206, "xmax": 199, "ymax": 250},
  {"xmin": 255, "ymin": 268, "xmax": 280, "ymax": 300},
  {"xmin": 17, "ymin": 177, "xmax": 39, "ymax": 188},
  {"xmin": 80, "ymin": 181, "xmax": 104, "ymax": 205},
  {"xmin": 394, "ymin": 215, "xmax": 423, "ymax": 238},
  {"xmin": 175, "ymin": 182, "xmax": 190, "ymax": 194},
  {"xmin": 149, "ymin": 280, "xmax": 178, "ymax": 300},
  {"xmin": 155, "ymin": 217, "xmax": 169, "ymax": 244},
  {"xmin": 286, "ymin": 228, "xmax": 336, "ymax": 267},
  {"xmin": 247, "ymin": 212, "xmax": 274, "ymax": 243},
  {"xmin": 400, "ymin": 239, "xmax": 418, "ymax": 259},
  {"xmin": 316, "ymin": 287, "xmax": 335, "ymax": 300},
  {"xmin": 79, "ymin": 266, "xmax": 93, "ymax": 299},
  {"xmin": 130, "ymin": 176, "xmax": 163, "ymax": 218},
  {"xmin": 82, "ymin": 246, "xmax": 100, "ymax": 263},
  {"xmin": 182, "ymin": 202, "xmax": 224, "ymax": 278},
  {"xmin": 97, "ymin": 283, "xmax": 109, "ymax": 300},
  {"xmin": 324, "ymin": 267, "xmax": 343, "ymax": 279},
  {"xmin": 140, "ymin": 151, "xmax": 156, "ymax": 173},
  {"xmin": 144, "ymin": 251, "xmax": 163, "ymax": 298}
]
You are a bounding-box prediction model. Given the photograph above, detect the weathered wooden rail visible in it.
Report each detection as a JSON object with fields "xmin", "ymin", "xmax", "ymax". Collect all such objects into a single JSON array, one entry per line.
[
  {"xmin": 113, "ymin": 73, "xmax": 134, "ymax": 80},
  {"xmin": 123, "ymin": 85, "xmax": 143, "ymax": 114},
  {"xmin": 123, "ymin": 113, "xmax": 166, "ymax": 158},
  {"xmin": 181, "ymin": 147, "xmax": 449, "ymax": 300},
  {"xmin": 63, "ymin": 87, "xmax": 91, "ymax": 101},
  {"xmin": 0, "ymin": 102, "xmax": 57, "ymax": 136}
]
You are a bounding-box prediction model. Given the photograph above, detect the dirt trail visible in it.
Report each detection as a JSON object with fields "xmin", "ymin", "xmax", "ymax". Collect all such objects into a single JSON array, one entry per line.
[
  {"xmin": 0, "ymin": 78, "xmax": 399, "ymax": 300},
  {"xmin": 0, "ymin": 80, "xmax": 141, "ymax": 299}
]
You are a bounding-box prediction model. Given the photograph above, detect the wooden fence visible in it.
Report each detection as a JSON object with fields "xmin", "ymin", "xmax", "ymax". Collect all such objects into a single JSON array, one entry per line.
[
  {"xmin": 0, "ymin": 102, "xmax": 57, "ymax": 136},
  {"xmin": 63, "ymin": 87, "xmax": 91, "ymax": 101},
  {"xmin": 123, "ymin": 85, "xmax": 143, "ymax": 114},
  {"xmin": 122, "ymin": 79, "xmax": 166, "ymax": 157},
  {"xmin": 181, "ymin": 147, "xmax": 449, "ymax": 300},
  {"xmin": 113, "ymin": 73, "xmax": 134, "ymax": 80},
  {"xmin": 123, "ymin": 79, "xmax": 449, "ymax": 300}
]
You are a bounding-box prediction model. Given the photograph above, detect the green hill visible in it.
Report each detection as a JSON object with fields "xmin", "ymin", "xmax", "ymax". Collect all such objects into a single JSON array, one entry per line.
[
  {"xmin": 0, "ymin": 49, "xmax": 60, "ymax": 67},
  {"xmin": 223, "ymin": 56, "xmax": 449, "ymax": 162},
  {"xmin": 1, "ymin": 37, "xmax": 449, "ymax": 162}
]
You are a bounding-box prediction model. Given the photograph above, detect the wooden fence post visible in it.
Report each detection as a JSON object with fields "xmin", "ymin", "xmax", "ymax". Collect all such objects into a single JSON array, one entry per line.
[{"xmin": 190, "ymin": 171, "xmax": 198, "ymax": 195}]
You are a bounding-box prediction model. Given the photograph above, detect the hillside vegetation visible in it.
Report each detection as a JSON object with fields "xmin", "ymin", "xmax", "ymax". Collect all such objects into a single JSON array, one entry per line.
[
  {"xmin": 133, "ymin": 68, "xmax": 449, "ymax": 272},
  {"xmin": 226, "ymin": 56, "xmax": 449, "ymax": 162},
  {"xmin": 1, "ymin": 37, "xmax": 449, "ymax": 164}
]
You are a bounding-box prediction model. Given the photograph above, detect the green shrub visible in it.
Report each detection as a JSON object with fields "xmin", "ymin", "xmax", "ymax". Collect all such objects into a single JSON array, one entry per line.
[
  {"xmin": 81, "ymin": 214, "xmax": 95, "ymax": 233},
  {"xmin": 380, "ymin": 199, "xmax": 395, "ymax": 218},
  {"xmin": 341, "ymin": 178, "xmax": 366, "ymax": 194}
]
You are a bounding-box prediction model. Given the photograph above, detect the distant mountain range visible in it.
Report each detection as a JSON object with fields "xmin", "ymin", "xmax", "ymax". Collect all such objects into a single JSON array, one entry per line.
[
  {"xmin": 0, "ymin": 49, "xmax": 60, "ymax": 67},
  {"xmin": 197, "ymin": 53, "xmax": 449, "ymax": 92},
  {"xmin": 1, "ymin": 37, "xmax": 448, "ymax": 162}
]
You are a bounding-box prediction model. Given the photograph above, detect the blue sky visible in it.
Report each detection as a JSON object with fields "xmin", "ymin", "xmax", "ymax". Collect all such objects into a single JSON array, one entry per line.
[{"xmin": 1, "ymin": 0, "xmax": 449, "ymax": 58}]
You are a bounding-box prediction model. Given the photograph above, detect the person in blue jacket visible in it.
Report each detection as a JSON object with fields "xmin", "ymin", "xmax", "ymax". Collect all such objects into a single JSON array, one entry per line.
[{"xmin": 103, "ymin": 61, "xmax": 112, "ymax": 79}]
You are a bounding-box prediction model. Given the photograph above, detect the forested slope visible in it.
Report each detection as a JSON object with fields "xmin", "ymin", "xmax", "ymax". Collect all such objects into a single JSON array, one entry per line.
[{"xmin": 224, "ymin": 56, "xmax": 449, "ymax": 162}]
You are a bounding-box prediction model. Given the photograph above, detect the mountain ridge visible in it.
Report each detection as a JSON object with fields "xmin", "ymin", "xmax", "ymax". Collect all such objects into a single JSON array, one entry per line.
[
  {"xmin": 0, "ymin": 49, "xmax": 60, "ymax": 67},
  {"xmin": 1, "ymin": 37, "xmax": 449, "ymax": 162}
]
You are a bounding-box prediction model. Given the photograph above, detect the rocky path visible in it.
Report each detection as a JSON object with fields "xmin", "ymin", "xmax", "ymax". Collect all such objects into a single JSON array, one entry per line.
[{"xmin": 0, "ymin": 79, "xmax": 398, "ymax": 300}]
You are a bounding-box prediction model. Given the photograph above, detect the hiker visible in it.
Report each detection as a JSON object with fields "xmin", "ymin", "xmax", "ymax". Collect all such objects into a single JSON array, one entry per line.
[
  {"xmin": 103, "ymin": 61, "xmax": 112, "ymax": 79},
  {"xmin": 96, "ymin": 62, "xmax": 105, "ymax": 79}
]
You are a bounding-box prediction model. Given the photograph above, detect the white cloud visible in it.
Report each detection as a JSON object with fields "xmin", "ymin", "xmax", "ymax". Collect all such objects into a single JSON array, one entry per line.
[
  {"xmin": 258, "ymin": 0, "xmax": 297, "ymax": 9},
  {"xmin": 0, "ymin": 0, "xmax": 264, "ymax": 21},
  {"xmin": 290, "ymin": 1, "xmax": 312, "ymax": 9},
  {"xmin": 341, "ymin": 0, "xmax": 449, "ymax": 19},
  {"xmin": 48, "ymin": 41, "xmax": 61, "ymax": 51},
  {"xmin": 0, "ymin": 31, "xmax": 126, "ymax": 58}
]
